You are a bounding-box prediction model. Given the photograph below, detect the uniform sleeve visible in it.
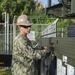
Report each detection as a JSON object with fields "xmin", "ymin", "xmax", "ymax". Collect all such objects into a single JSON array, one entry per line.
[{"xmin": 18, "ymin": 37, "xmax": 46, "ymax": 60}]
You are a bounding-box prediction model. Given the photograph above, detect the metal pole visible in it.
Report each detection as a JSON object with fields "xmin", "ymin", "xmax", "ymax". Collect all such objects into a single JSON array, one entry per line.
[
  {"xmin": 43, "ymin": 4, "xmax": 46, "ymax": 15},
  {"xmin": 48, "ymin": 0, "xmax": 51, "ymax": 7},
  {"xmin": 13, "ymin": 16, "xmax": 16, "ymax": 41},
  {"xmin": 5, "ymin": 12, "xmax": 7, "ymax": 54},
  {"xmin": 61, "ymin": 28, "xmax": 64, "ymax": 37},
  {"xmin": 7, "ymin": 13, "xmax": 9, "ymax": 54}
]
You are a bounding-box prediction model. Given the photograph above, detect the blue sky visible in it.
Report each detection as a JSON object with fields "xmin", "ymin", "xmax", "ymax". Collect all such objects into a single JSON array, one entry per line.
[{"xmin": 42, "ymin": 0, "xmax": 59, "ymax": 7}]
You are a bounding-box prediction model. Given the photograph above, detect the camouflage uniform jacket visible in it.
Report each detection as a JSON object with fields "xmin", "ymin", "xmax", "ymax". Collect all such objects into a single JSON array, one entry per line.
[{"xmin": 11, "ymin": 33, "xmax": 46, "ymax": 75}]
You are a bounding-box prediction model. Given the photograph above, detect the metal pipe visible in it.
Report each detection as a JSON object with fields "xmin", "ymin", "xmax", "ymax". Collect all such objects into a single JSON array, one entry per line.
[
  {"xmin": 5, "ymin": 12, "xmax": 7, "ymax": 54},
  {"xmin": 7, "ymin": 13, "xmax": 9, "ymax": 54},
  {"xmin": 13, "ymin": 16, "xmax": 17, "ymax": 41}
]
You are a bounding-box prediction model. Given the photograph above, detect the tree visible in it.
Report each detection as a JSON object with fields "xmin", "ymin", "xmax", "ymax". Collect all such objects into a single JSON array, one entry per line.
[
  {"xmin": 0, "ymin": 0, "xmax": 36, "ymax": 23},
  {"xmin": 0, "ymin": 0, "xmax": 72, "ymax": 39}
]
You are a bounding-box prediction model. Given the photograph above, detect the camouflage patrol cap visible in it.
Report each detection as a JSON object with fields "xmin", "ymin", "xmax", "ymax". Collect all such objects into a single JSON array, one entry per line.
[{"xmin": 17, "ymin": 15, "xmax": 32, "ymax": 26}]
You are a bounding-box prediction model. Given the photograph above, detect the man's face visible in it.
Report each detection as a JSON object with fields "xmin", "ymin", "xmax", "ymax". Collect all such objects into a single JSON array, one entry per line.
[{"xmin": 19, "ymin": 25, "xmax": 31, "ymax": 35}]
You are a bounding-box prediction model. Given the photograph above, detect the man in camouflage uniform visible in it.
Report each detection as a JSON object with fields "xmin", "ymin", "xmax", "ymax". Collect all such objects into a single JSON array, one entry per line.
[{"xmin": 11, "ymin": 15, "xmax": 49, "ymax": 75}]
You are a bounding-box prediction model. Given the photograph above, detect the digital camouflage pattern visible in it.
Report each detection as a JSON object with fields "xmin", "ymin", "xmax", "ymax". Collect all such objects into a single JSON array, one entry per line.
[{"xmin": 11, "ymin": 33, "xmax": 46, "ymax": 75}]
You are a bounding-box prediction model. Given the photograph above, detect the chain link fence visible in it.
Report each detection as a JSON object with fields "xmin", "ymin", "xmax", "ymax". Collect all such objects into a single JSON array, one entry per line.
[
  {"xmin": 0, "ymin": 23, "xmax": 49, "ymax": 54},
  {"xmin": 0, "ymin": 22, "xmax": 69, "ymax": 54},
  {"xmin": 0, "ymin": 24, "xmax": 13, "ymax": 54}
]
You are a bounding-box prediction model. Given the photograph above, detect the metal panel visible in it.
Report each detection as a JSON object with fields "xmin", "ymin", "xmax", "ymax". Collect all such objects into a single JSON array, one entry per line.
[
  {"xmin": 41, "ymin": 37, "xmax": 52, "ymax": 46},
  {"xmin": 71, "ymin": 0, "xmax": 75, "ymax": 14},
  {"xmin": 67, "ymin": 25, "xmax": 75, "ymax": 37},
  {"xmin": 52, "ymin": 37, "xmax": 75, "ymax": 67}
]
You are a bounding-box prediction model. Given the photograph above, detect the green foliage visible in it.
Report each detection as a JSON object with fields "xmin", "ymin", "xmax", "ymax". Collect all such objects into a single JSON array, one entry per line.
[
  {"xmin": 0, "ymin": 0, "xmax": 35, "ymax": 23},
  {"xmin": 57, "ymin": 19, "xmax": 71, "ymax": 31},
  {"xmin": 0, "ymin": 0, "xmax": 73, "ymax": 39},
  {"xmin": 31, "ymin": 16, "xmax": 57, "ymax": 39},
  {"xmin": 0, "ymin": 68, "xmax": 12, "ymax": 75}
]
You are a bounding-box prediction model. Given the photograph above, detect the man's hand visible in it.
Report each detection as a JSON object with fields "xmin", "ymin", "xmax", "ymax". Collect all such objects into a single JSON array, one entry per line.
[
  {"xmin": 43, "ymin": 46, "xmax": 50, "ymax": 53},
  {"xmin": 43, "ymin": 46, "xmax": 47, "ymax": 50}
]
